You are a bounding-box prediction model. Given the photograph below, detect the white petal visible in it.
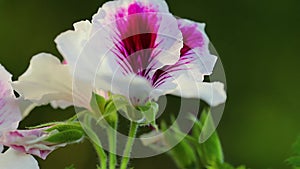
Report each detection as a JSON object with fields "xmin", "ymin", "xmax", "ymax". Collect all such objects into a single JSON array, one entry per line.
[
  {"xmin": 0, "ymin": 149, "xmax": 39, "ymax": 169},
  {"xmin": 55, "ymin": 20, "xmax": 114, "ymax": 90},
  {"xmin": 12, "ymin": 53, "xmax": 92, "ymax": 109},
  {"xmin": 55, "ymin": 20, "xmax": 92, "ymax": 69},
  {"xmin": 0, "ymin": 65, "xmax": 21, "ymax": 133},
  {"xmin": 99, "ymin": 73, "xmax": 155, "ymax": 105},
  {"xmin": 170, "ymin": 75, "xmax": 226, "ymax": 106}
]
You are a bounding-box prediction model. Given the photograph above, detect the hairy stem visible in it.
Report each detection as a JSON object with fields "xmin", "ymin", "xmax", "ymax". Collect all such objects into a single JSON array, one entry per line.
[
  {"xmin": 93, "ymin": 141, "xmax": 107, "ymax": 169},
  {"xmin": 120, "ymin": 122, "xmax": 138, "ymax": 169},
  {"xmin": 107, "ymin": 122, "xmax": 117, "ymax": 169}
]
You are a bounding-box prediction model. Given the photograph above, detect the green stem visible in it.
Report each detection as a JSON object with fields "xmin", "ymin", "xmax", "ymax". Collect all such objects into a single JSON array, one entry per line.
[
  {"xmin": 92, "ymin": 141, "xmax": 107, "ymax": 169},
  {"xmin": 84, "ymin": 114, "xmax": 107, "ymax": 169},
  {"xmin": 120, "ymin": 122, "xmax": 138, "ymax": 169},
  {"xmin": 107, "ymin": 123, "xmax": 117, "ymax": 169}
]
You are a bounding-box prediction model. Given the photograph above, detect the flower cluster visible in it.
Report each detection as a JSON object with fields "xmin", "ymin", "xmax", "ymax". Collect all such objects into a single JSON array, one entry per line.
[{"xmin": 0, "ymin": 0, "xmax": 226, "ymax": 168}]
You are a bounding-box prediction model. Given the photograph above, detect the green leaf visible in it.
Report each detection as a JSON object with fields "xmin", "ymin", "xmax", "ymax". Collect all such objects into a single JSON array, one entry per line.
[
  {"xmin": 45, "ymin": 129, "xmax": 84, "ymax": 144},
  {"xmin": 189, "ymin": 109, "xmax": 248, "ymax": 169},
  {"xmin": 167, "ymin": 138, "xmax": 197, "ymax": 169},
  {"xmin": 160, "ymin": 120, "xmax": 197, "ymax": 169},
  {"xmin": 145, "ymin": 109, "xmax": 248, "ymax": 169},
  {"xmin": 189, "ymin": 108, "xmax": 224, "ymax": 166}
]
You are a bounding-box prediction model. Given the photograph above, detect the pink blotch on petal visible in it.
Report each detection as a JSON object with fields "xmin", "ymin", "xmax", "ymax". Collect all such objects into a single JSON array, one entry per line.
[
  {"xmin": 113, "ymin": 2, "xmax": 162, "ymax": 79},
  {"xmin": 178, "ymin": 21, "xmax": 205, "ymax": 51},
  {"xmin": 11, "ymin": 145, "xmax": 52, "ymax": 160},
  {"xmin": 150, "ymin": 20, "xmax": 209, "ymax": 87},
  {"xmin": 9, "ymin": 131, "xmax": 23, "ymax": 137}
]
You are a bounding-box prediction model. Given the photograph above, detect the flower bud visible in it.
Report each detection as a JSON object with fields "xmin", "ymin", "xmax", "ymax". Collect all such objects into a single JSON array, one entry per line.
[{"xmin": 0, "ymin": 123, "xmax": 84, "ymax": 160}]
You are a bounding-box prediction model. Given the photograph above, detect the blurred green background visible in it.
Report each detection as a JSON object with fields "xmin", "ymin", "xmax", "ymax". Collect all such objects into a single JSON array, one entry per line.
[{"xmin": 0, "ymin": 0, "xmax": 299, "ymax": 168}]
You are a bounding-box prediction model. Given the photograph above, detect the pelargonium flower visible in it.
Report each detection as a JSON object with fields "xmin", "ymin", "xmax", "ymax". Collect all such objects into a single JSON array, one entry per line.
[
  {"xmin": 0, "ymin": 65, "xmax": 39, "ymax": 169},
  {"xmin": 54, "ymin": 0, "xmax": 226, "ymax": 106},
  {"xmin": 14, "ymin": 0, "xmax": 226, "ymax": 115}
]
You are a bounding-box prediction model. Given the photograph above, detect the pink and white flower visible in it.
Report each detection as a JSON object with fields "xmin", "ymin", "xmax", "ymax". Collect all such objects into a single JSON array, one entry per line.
[
  {"xmin": 13, "ymin": 0, "xmax": 226, "ymax": 115},
  {"xmin": 0, "ymin": 65, "xmax": 39, "ymax": 169},
  {"xmin": 54, "ymin": 0, "xmax": 226, "ymax": 106}
]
